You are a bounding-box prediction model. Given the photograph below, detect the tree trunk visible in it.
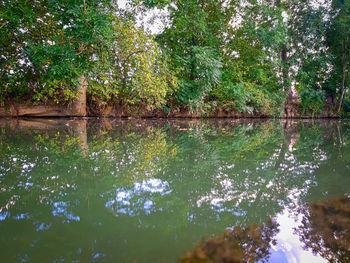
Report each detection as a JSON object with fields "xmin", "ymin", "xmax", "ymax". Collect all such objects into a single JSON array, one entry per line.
[
  {"xmin": 71, "ymin": 75, "xmax": 87, "ymax": 117},
  {"xmin": 337, "ymin": 41, "xmax": 347, "ymax": 114},
  {"xmin": 281, "ymin": 46, "xmax": 289, "ymax": 92}
]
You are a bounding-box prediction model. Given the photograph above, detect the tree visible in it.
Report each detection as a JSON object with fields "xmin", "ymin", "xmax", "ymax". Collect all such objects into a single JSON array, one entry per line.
[
  {"xmin": 284, "ymin": 0, "xmax": 332, "ymax": 114},
  {"xmin": 0, "ymin": 0, "xmax": 112, "ymax": 103},
  {"xmin": 213, "ymin": 0, "xmax": 289, "ymax": 114},
  {"xmin": 156, "ymin": 0, "xmax": 231, "ymax": 107},
  {"xmin": 327, "ymin": 0, "xmax": 350, "ymax": 114},
  {"xmin": 88, "ymin": 12, "xmax": 177, "ymax": 111}
]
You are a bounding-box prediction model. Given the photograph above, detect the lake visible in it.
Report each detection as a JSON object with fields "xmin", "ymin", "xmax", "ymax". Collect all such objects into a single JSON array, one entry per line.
[{"xmin": 0, "ymin": 118, "xmax": 349, "ymax": 263}]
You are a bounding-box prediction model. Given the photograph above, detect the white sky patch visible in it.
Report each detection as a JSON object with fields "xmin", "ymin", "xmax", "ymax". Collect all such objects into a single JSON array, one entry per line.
[
  {"xmin": 117, "ymin": 0, "xmax": 169, "ymax": 34},
  {"xmin": 269, "ymin": 209, "xmax": 327, "ymax": 263},
  {"xmin": 116, "ymin": 0, "xmax": 330, "ymax": 36},
  {"xmin": 116, "ymin": 0, "xmax": 127, "ymax": 9}
]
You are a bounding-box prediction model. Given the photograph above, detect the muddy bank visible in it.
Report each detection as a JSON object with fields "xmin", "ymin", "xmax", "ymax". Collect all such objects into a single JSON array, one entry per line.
[
  {"xmin": 0, "ymin": 102, "xmax": 272, "ymax": 118},
  {"xmin": 0, "ymin": 91, "xmax": 338, "ymax": 118}
]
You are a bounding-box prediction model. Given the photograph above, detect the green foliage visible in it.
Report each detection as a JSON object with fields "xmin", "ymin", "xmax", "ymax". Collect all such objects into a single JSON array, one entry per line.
[
  {"xmin": 221, "ymin": 1, "xmax": 288, "ymax": 88},
  {"xmin": 287, "ymin": 0, "xmax": 350, "ymax": 114},
  {"xmin": 205, "ymin": 1, "xmax": 289, "ymax": 114},
  {"xmin": 214, "ymin": 82, "xmax": 274, "ymax": 114},
  {"xmin": 295, "ymin": 53, "xmax": 329, "ymax": 115},
  {"xmin": 88, "ymin": 14, "xmax": 177, "ymax": 109},
  {"xmin": 298, "ymin": 87, "xmax": 325, "ymax": 115},
  {"xmin": 0, "ymin": 0, "xmax": 112, "ymax": 103},
  {"xmin": 176, "ymin": 46, "xmax": 222, "ymax": 105},
  {"xmin": 157, "ymin": 0, "xmax": 227, "ymax": 107},
  {"xmin": 131, "ymin": 0, "xmax": 172, "ymax": 8},
  {"xmin": 343, "ymin": 99, "xmax": 350, "ymax": 117},
  {"xmin": 326, "ymin": 0, "xmax": 350, "ymax": 114},
  {"xmin": 1, "ymin": 0, "xmax": 349, "ymax": 116}
]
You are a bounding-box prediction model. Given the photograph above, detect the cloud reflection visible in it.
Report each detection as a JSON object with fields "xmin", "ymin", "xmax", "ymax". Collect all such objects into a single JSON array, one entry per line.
[{"xmin": 103, "ymin": 178, "xmax": 171, "ymax": 216}]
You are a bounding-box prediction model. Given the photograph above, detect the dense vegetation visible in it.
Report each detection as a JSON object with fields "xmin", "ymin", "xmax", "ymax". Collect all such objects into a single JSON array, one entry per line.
[{"xmin": 1, "ymin": 0, "xmax": 349, "ymax": 116}]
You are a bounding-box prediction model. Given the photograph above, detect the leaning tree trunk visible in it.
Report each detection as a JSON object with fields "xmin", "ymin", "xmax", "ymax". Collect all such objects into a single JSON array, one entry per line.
[
  {"xmin": 337, "ymin": 42, "xmax": 347, "ymax": 115},
  {"xmin": 281, "ymin": 46, "xmax": 289, "ymax": 92}
]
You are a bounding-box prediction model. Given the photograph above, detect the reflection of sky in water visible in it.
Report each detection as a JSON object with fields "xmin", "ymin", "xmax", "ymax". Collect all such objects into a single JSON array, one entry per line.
[
  {"xmin": 35, "ymin": 222, "xmax": 51, "ymax": 231},
  {"xmin": 196, "ymin": 148, "xmax": 322, "ymax": 214},
  {"xmin": 267, "ymin": 189, "xmax": 327, "ymax": 263},
  {"xmin": 195, "ymin": 158, "xmax": 329, "ymax": 263},
  {"xmin": 103, "ymin": 178, "xmax": 172, "ymax": 216},
  {"xmin": 52, "ymin": 201, "xmax": 80, "ymax": 222},
  {"xmin": 1, "ymin": 120, "xmax": 349, "ymax": 263},
  {"xmin": 0, "ymin": 211, "xmax": 9, "ymax": 221},
  {"xmin": 268, "ymin": 210, "xmax": 327, "ymax": 263},
  {"xmin": 0, "ymin": 210, "xmax": 31, "ymax": 221}
]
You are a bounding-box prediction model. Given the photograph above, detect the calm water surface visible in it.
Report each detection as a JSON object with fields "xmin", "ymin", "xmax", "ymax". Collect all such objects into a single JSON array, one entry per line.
[{"xmin": 0, "ymin": 118, "xmax": 349, "ymax": 263}]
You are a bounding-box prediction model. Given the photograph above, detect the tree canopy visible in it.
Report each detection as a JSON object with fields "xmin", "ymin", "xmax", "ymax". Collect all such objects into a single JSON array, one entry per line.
[{"xmin": 1, "ymin": 0, "xmax": 349, "ymax": 116}]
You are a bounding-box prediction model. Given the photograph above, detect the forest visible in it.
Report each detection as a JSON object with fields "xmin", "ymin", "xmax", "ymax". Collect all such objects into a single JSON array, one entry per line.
[{"xmin": 1, "ymin": 0, "xmax": 349, "ymax": 117}]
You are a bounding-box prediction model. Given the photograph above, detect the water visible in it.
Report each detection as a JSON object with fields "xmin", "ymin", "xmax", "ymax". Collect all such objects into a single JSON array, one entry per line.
[{"xmin": 0, "ymin": 118, "xmax": 349, "ymax": 263}]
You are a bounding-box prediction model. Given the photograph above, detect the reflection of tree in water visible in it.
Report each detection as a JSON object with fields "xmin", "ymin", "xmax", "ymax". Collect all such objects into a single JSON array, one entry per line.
[
  {"xmin": 179, "ymin": 219, "xmax": 278, "ymax": 263},
  {"xmin": 1, "ymin": 119, "xmax": 350, "ymax": 262},
  {"xmin": 296, "ymin": 196, "xmax": 350, "ymax": 263},
  {"xmin": 0, "ymin": 121, "xmax": 178, "ymax": 262}
]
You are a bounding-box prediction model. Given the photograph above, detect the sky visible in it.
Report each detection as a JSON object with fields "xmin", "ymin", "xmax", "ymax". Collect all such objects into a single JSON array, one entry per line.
[
  {"xmin": 115, "ymin": 0, "xmax": 330, "ymax": 35},
  {"xmin": 116, "ymin": 0, "xmax": 168, "ymax": 34}
]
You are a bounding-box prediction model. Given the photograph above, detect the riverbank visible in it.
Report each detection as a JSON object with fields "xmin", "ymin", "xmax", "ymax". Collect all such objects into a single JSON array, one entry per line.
[{"xmin": 0, "ymin": 93, "xmax": 338, "ymax": 119}]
